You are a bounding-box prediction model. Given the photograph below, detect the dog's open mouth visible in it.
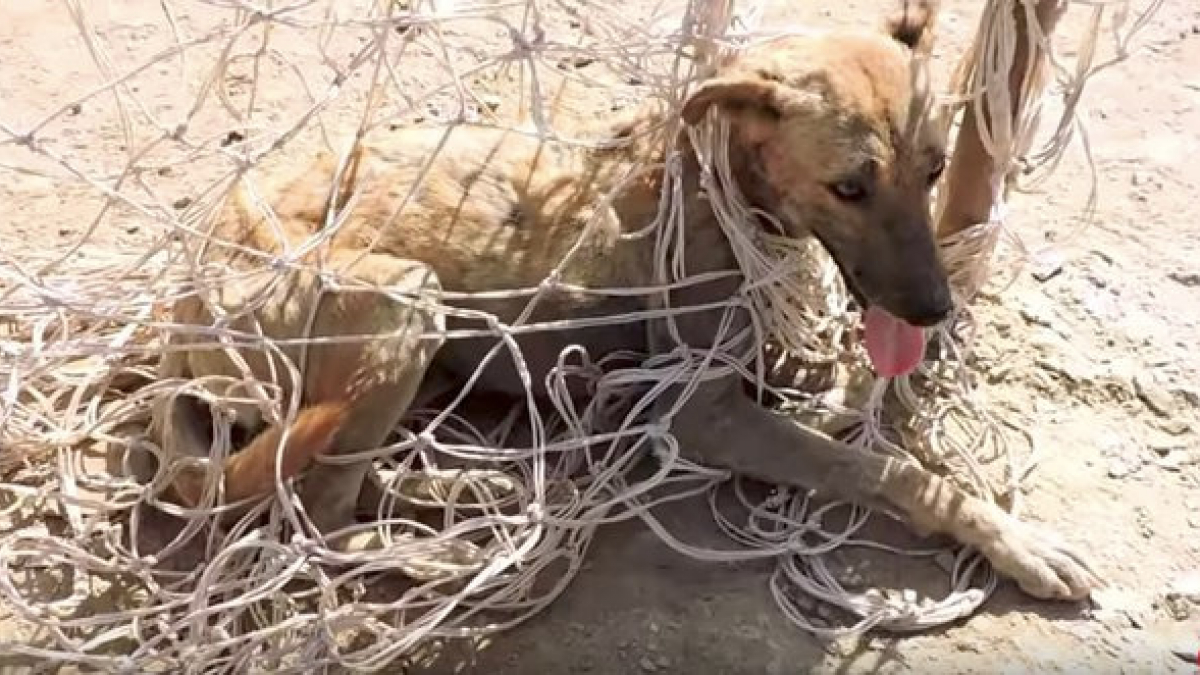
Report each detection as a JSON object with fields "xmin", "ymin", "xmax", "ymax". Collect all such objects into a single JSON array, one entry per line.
[
  {"xmin": 861, "ymin": 305, "xmax": 926, "ymax": 378},
  {"xmin": 833, "ymin": 262, "xmax": 927, "ymax": 379}
]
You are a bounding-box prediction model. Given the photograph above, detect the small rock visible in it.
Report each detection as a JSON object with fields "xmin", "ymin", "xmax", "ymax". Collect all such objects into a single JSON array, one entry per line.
[
  {"xmin": 1134, "ymin": 374, "xmax": 1177, "ymax": 418},
  {"xmin": 1091, "ymin": 587, "xmax": 1154, "ymax": 629},
  {"xmin": 639, "ymin": 656, "xmax": 658, "ymax": 672},
  {"xmin": 1176, "ymin": 386, "xmax": 1200, "ymax": 407},
  {"xmin": 954, "ymin": 638, "xmax": 984, "ymax": 654},
  {"xmin": 1152, "ymin": 417, "xmax": 1191, "ymax": 436},
  {"xmin": 987, "ymin": 361, "xmax": 1016, "ymax": 384},
  {"xmin": 67, "ymin": 102, "xmax": 83, "ymax": 115},
  {"xmin": 1164, "ymin": 575, "xmax": 1200, "ymax": 621},
  {"xmin": 1169, "ymin": 271, "xmax": 1200, "ymax": 287},
  {"xmin": 1019, "ymin": 299, "xmax": 1057, "ymax": 328},
  {"xmin": 1030, "ymin": 249, "xmax": 1065, "ymax": 282},
  {"xmin": 220, "ymin": 130, "xmax": 245, "ymax": 147},
  {"xmin": 1106, "ymin": 456, "xmax": 1138, "ymax": 479},
  {"xmin": 825, "ymin": 637, "xmax": 858, "ymax": 658},
  {"xmin": 1156, "ymin": 450, "xmax": 1186, "ymax": 472},
  {"xmin": 1035, "ymin": 352, "xmax": 1094, "ymax": 385},
  {"xmin": 1164, "ymin": 595, "xmax": 1193, "ymax": 622}
]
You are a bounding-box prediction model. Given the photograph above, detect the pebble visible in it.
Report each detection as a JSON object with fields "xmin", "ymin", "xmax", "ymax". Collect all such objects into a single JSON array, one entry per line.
[
  {"xmin": 1035, "ymin": 351, "xmax": 1095, "ymax": 385},
  {"xmin": 1169, "ymin": 270, "xmax": 1200, "ymax": 287},
  {"xmin": 1134, "ymin": 374, "xmax": 1177, "ymax": 418},
  {"xmin": 1153, "ymin": 417, "xmax": 1191, "ymax": 436},
  {"xmin": 1106, "ymin": 457, "xmax": 1137, "ymax": 479},
  {"xmin": 1176, "ymin": 386, "xmax": 1200, "ymax": 407},
  {"xmin": 1019, "ymin": 299, "xmax": 1057, "ymax": 329},
  {"xmin": 1155, "ymin": 449, "xmax": 1190, "ymax": 472},
  {"xmin": 1030, "ymin": 249, "xmax": 1065, "ymax": 282},
  {"xmin": 1091, "ymin": 586, "xmax": 1154, "ymax": 629},
  {"xmin": 639, "ymin": 656, "xmax": 658, "ymax": 672},
  {"xmin": 1163, "ymin": 574, "xmax": 1200, "ymax": 621}
]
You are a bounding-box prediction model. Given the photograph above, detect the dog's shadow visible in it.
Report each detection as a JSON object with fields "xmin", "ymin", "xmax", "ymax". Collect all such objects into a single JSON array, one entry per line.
[{"xmin": 413, "ymin": 471, "xmax": 1092, "ymax": 675}]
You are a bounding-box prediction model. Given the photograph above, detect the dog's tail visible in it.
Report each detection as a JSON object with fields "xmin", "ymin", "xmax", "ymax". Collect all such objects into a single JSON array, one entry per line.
[{"xmin": 170, "ymin": 402, "xmax": 350, "ymax": 507}]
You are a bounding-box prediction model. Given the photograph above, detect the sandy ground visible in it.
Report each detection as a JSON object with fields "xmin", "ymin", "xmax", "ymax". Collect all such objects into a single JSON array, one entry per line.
[{"xmin": 2, "ymin": 0, "xmax": 1199, "ymax": 673}]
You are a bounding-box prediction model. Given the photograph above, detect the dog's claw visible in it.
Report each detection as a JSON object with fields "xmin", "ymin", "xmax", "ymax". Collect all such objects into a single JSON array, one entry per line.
[{"xmin": 981, "ymin": 520, "xmax": 1101, "ymax": 601}]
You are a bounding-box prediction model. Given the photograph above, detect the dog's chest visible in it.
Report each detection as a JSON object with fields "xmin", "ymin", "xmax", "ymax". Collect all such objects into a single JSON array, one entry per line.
[{"xmin": 433, "ymin": 281, "xmax": 649, "ymax": 398}]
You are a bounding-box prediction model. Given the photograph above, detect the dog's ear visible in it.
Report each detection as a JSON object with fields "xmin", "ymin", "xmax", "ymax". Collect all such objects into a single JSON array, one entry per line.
[
  {"xmin": 681, "ymin": 75, "xmax": 784, "ymax": 128},
  {"xmin": 885, "ymin": 0, "xmax": 940, "ymax": 56}
]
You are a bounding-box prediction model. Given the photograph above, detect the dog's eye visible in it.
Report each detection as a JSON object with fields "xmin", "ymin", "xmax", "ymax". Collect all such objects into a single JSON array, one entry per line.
[
  {"xmin": 927, "ymin": 156, "xmax": 946, "ymax": 186},
  {"xmin": 828, "ymin": 179, "xmax": 868, "ymax": 202}
]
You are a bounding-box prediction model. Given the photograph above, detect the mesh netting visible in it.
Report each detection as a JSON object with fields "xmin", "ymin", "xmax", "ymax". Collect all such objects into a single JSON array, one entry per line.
[{"xmin": 0, "ymin": 0, "xmax": 1161, "ymax": 671}]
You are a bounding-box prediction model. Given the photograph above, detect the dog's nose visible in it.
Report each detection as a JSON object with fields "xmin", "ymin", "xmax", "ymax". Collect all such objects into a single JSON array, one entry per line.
[
  {"xmin": 904, "ymin": 292, "xmax": 953, "ymax": 327},
  {"xmin": 906, "ymin": 305, "xmax": 951, "ymax": 327}
]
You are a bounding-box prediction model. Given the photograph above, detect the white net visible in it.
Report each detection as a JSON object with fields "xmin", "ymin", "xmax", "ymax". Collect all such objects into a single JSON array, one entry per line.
[{"xmin": 0, "ymin": 0, "xmax": 1162, "ymax": 671}]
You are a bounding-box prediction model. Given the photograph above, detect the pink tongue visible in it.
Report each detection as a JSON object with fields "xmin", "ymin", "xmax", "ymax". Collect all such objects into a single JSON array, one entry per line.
[{"xmin": 863, "ymin": 305, "xmax": 926, "ymax": 378}]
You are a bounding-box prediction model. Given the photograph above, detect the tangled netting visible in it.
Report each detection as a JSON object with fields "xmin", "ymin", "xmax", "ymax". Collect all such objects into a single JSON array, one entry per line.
[{"xmin": 0, "ymin": 0, "xmax": 1163, "ymax": 671}]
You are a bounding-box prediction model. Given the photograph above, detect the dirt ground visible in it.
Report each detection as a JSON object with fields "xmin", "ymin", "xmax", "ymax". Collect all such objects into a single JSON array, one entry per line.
[{"xmin": 2, "ymin": 0, "xmax": 1199, "ymax": 673}]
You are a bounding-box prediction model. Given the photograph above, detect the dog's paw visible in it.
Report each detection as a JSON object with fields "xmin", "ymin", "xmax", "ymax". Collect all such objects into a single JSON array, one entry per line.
[{"xmin": 980, "ymin": 519, "xmax": 1102, "ymax": 601}]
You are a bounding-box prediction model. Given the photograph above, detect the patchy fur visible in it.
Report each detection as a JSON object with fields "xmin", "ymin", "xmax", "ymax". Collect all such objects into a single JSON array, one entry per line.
[{"xmin": 145, "ymin": 2, "xmax": 1098, "ymax": 601}]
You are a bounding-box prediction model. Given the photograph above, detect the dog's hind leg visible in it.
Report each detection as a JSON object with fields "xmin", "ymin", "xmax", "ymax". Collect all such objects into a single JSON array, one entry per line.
[
  {"xmin": 148, "ymin": 251, "xmax": 444, "ymax": 532},
  {"xmin": 293, "ymin": 252, "xmax": 445, "ymax": 537},
  {"xmin": 936, "ymin": 0, "xmax": 1067, "ymax": 242}
]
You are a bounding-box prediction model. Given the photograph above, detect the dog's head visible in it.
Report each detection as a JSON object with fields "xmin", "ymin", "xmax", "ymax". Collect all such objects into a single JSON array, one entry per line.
[{"xmin": 682, "ymin": 1, "xmax": 952, "ymax": 327}]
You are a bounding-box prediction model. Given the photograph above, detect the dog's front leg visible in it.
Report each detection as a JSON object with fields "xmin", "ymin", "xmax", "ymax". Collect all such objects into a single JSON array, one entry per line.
[
  {"xmin": 662, "ymin": 379, "xmax": 1098, "ymax": 600},
  {"xmin": 653, "ymin": 275, "xmax": 1097, "ymax": 601}
]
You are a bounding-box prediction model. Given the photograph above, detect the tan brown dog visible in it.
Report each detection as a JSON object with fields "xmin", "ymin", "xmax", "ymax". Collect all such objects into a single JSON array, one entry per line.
[{"xmin": 146, "ymin": 1, "xmax": 1099, "ymax": 602}]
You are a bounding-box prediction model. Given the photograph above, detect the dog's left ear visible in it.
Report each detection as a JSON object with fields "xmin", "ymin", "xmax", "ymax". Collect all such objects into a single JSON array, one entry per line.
[
  {"xmin": 681, "ymin": 75, "xmax": 784, "ymax": 127},
  {"xmin": 885, "ymin": 0, "xmax": 940, "ymax": 56}
]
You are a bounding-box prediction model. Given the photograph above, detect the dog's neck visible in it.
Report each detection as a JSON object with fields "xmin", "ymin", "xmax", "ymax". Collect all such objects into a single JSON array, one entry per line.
[{"xmin": 581, "ymin": 102, "xmax": 779, "ymax": 274}]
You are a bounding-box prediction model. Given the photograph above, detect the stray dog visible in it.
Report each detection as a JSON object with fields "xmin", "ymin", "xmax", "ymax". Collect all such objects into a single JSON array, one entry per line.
[{"xmin": 146, "ymin": 1, "xmax": 1098, "ymax": 602}]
